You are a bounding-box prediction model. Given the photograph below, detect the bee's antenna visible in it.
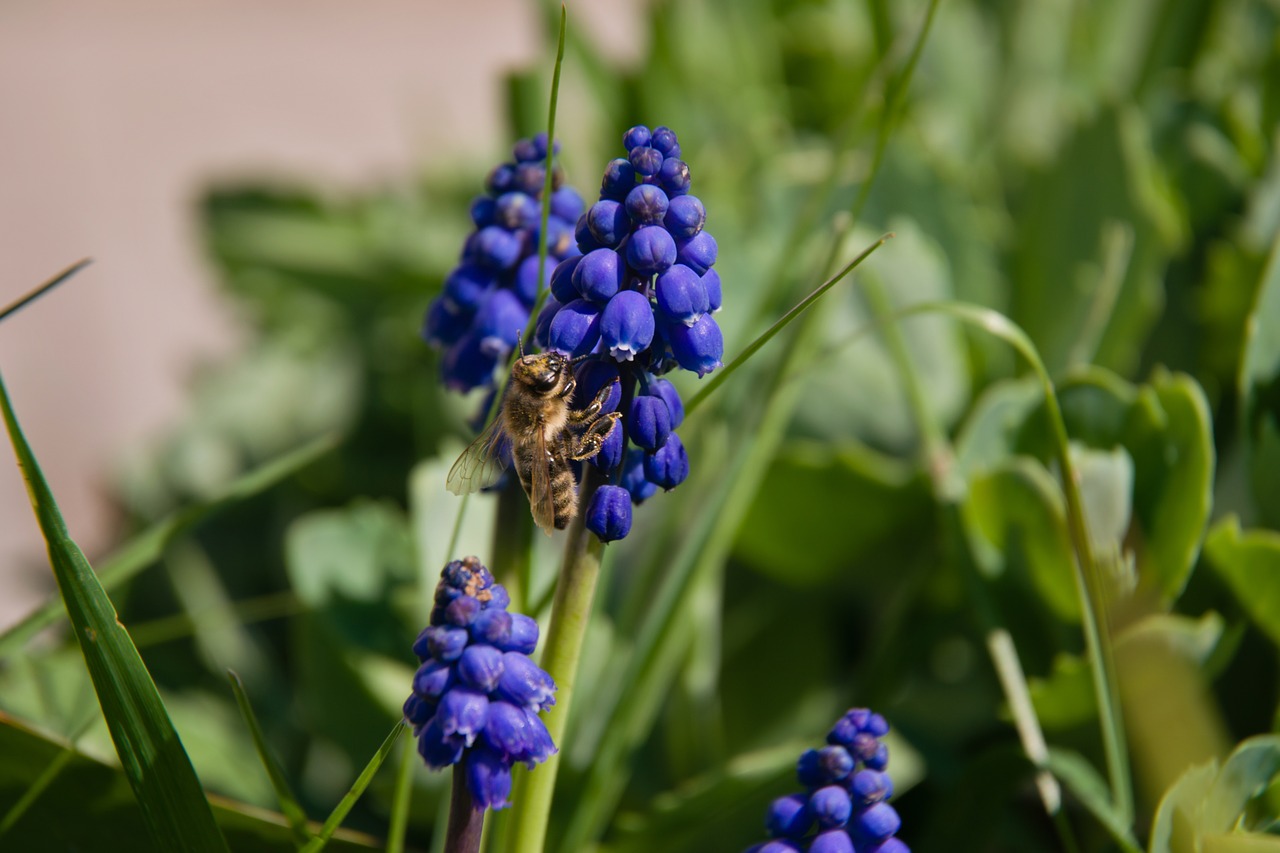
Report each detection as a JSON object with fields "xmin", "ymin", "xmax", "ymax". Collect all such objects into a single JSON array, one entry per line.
[
  {"xmin": 517, "ymin": 334, "xmax": 526, "ymax": 359},
  {"xmin": 569, "ymin": 353, "xmax": 591, "ymax": 365}
]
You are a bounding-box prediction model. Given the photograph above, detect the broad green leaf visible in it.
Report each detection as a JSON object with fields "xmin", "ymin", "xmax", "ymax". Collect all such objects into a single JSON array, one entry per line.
[
  {"xmin": 1202, "ymin": 736, "xmax": 1280, "ymax": 834},
  {"xmin": 964, "ymin": 458, "xmax": 1078, "ymax": 619},
  {"xmin": 1151, "ymin": 760, "xmax": 1219, "ymax": 853},
  {"xmin": 1045, "ymin": 747, "xmax": 1141, "ymax": 852},
  {"xmin": 0, "ymin": 715, "xmax": 377, "ymax": 851},
  {"xmin": 733, "ymin": 438, "xmax": 931, "ymax": 585},
  {"xmin": 1205, "ymin": 517, "xmax": 1280, "ymax": 648},
  {"xmin": 953, "ymin": 377, "xmax": 1043, "ymax": 476},
  {"xmin": 1202, "ymin": 834, "xmax": 1280, "ymax": 853},
  {"xmin": 1240, "ymin": 230, "xmax": 1280, "ymax": 525},
  {"xmin": 0, "ymin": 373, "xmax": 229, "ymax": 852},
  {"xmin": 1072, "ymin": 443, "xmax": 1135, "ymax": 560}
]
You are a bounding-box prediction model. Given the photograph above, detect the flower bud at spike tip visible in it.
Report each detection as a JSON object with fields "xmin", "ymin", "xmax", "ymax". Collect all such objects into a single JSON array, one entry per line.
[
  {"xmin": 625, "ymin": 183, "xmax": 669, "ymax": 226},
  {"xmin": 406, "ymin": 558, "xmax": 558, "ymax": 811}
]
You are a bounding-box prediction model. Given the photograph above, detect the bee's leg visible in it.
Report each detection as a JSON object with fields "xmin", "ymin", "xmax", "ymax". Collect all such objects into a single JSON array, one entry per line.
[
  {"xmin": 559, "ymin": 377, "xmax": 576, "ymax": 400},
  {"xmin": 568, "ymin": 411, "xmax": 620, "ymax": 461},
  {"xmin": 568, "ymin": 378, "xmax": 621, "ymax": 424}
]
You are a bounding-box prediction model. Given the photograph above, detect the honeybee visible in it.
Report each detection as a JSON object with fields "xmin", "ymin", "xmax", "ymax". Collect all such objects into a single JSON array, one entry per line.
[{"xmin": 446, "ymin": 351, "xmax": 621, "ymax": 533}]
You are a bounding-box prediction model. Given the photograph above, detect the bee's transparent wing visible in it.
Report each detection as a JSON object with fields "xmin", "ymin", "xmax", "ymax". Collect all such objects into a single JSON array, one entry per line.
[
  {"xmin": 446, "ymin": 418, "xmax": 508, "ymax": 495},
  {"xmin": 529, "ymin": 427, "xmax": 558, "ymax": 535}
]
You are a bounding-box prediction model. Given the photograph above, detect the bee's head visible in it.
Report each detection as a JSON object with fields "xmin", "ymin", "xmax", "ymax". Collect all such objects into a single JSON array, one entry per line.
[{"xmin": 514, "ymin": 351, "xmax": 568, "ymax": 395}]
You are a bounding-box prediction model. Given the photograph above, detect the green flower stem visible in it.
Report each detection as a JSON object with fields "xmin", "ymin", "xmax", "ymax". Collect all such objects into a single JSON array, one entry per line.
[
  {"xmin": 386, "ymin": 735, "xmax": 415, "ymax": 853},
  {"xmin": 444, "ymin": 759, "xmax": 484, "ymax": 853},
  {"xmin": 505, "ymin": 466, "xmax": 608, "ymax": 853}
]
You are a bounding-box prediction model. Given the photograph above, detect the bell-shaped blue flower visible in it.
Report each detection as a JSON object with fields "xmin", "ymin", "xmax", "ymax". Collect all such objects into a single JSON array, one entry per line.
[
  {"xmin": 656, "ymin": 264, "xmax": 709, "ymax": 326},
  {"xmin": 534, "ymin": 297, "xmax": 561, "ymax": 350},
  {"xmin": 437, "ymin": 689, "xmax": 489, "ymax": 745},
  {"xmin": 586, "ymin": 485, "xmax": 633, "ymax": 542},
  {"xmin": 548, "ymin": 299, "xmax": 602, "ymax": 358},
  {"xmin": 470, "ymin": 608, "xmax": 513, "ymax": 647},
  {"xmin": 466, "ymin": 745, "xmax": 513, "ymax": 810},
  {"xmin": 667, "ymin": 314, "xmax": 723, "ymax": 377},
  {"xmin": 457, "ymin": 644, "xmax": 505, "ymax": 693},
  {"xmin": 443, "ymin": 264, "xmax": 495, "ymax": 312},
  {"xmin": 467, "ymin": 225, "xmax": 523, "ymax": 271},
  {"xmin": 765, "ymin": 793, "xmax": 812, "ymax": 840},
  {"xmin": 423, "ymin": 299, "xmax": 469, "ymax": 347},
  {"xmin": 622, "ymin": 448, "xmax": 658, "ymax": 503},
  {"xmin": 702, "ymin": 268, "xmax": 723, "ymax": 312},
  {"xmin": 418, "ymin": 718, "xmax": 466, "ymax": 768},
  {"xmin": 550, "ymin": 185, "xmax": 584, "ymax": 223},
  {"xmin": 573, "ymin": 360, "xmax": 621, "ymax": 413},
  {"xmin": 500, "ymin": 613, "xmax": 540, "ymax": 655},
  {"xmin": 423, "ymin": 626, "xmax": 469, "ymax": 662},
  {"xmin": 648, "ymin": 377, "xmax": 684, "ymax": 428},
  {"xmin": 474, "ymin": 288, "xmax": 529, "ymax": 357},
  {"xmin": 600, "ymin": 290, "xmax": 655, "ymax": 362},
  {"xmin": 412, "ymin": 659, "xmax": 453, "ymax": 700},
  {"xmin": 442, "ymin": 334, "xmax": 500, "ymax": 392},
  {"xmin": 514, "ymin": 254, "xmax": 552, "ymax": 307},
  {"xmin": 591, "ymin": 424, "xmax": 625, "ymax": 471},
  {"xmin": 496, "ymin": 650, "xmax": 557, "ymax": 710},
  {"xmin": 573, "ymin": 248, "xmax": 625, "ymax": 303},
  {"xmin": 810, "ymin": 786, "xmax": 853, "ymax": 829},
  {"xmin": 628, "ymin": 394, "xmax": 672, "ymax": 451}
]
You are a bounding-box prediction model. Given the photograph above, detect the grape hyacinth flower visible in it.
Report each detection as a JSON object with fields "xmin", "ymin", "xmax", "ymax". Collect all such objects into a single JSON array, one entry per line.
[
  {"xmin": 405, "ymin": 556, "xmax": 557, "ymax": 810},
  {"xmin": 535, "ymin": 125, "xmax": 724, "ymax": 542},
  {"xmin": 423, "ymin": 134, "xmax": 585, "ymax": 393},
  {"xmin": 745, "ymin": 708, "xmax": 908, "ymax": 852}
]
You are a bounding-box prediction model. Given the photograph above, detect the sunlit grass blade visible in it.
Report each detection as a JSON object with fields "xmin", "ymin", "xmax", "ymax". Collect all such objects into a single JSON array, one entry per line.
[
  {"xmin": 228, "ymin": 670, "xmax": 311, "ymax": 847},
  {"xmin": 385, "ymin": 735, "xmax": 416, "ymax": 853},
  {"xmin": 0, "ymin": 432, "xmax": 339, "ymax": 654},
  {"xmin": 0, "ymin": 258, "xmax": 91, "ymax": 324},
  {"xmin": 683, "ymin": 233, "xmax": 892, "ymax": 418},
  {"xmin": 0, "ymin": 371, "xmax": 229, "ymax": 852},
  {"xmin": 299, "ymin": 721, "xmax": 406, "ymax": 853}
]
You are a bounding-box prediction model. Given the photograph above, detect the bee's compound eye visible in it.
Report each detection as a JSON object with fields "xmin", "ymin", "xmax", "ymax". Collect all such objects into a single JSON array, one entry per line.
[{"xmin": 535, "ymin": 371, "xmax": 559, "ymax": 391}]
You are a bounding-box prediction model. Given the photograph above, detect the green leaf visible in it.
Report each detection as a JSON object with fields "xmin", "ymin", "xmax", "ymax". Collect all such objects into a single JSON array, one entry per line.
[
  {"xmin": 964, "ymin": 458, "xmax": 1079, "ymax": 620},
  {"xmin": 1202, "ymin": 736, "xmax": 1280, "ymax": 835},
  {"xmin": 0, "ymin": 715, "xmax": 378, "ymax": 851},
  {"xmin": 0, "ymin": 373, "xmax": 230, "ymax": 852},
  {"xmin": 229, "ymin": 672, "xmax": 311, "ymax": 846},
  {"xmin": 1045, "ymin": 747, "xmax": 1141, "ymax": 852},
  {"xmin": 1151, "ymin": 759, "xmax": 1218, "ymax": 853},
  {"xmin": 300, "ymin": 722, "xmax": 405, "ymax": 853},
  {"xmin": 1205, "ymin": 516, "xmax": 1280, "ymax": 648}
]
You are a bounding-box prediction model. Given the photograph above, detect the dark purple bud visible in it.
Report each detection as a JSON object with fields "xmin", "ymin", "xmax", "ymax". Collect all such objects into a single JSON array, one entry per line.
[
  {"xmin": 627, "ymin": 225, "xmax": 677, "ymax": 275},
  {"xmin": 444, "ymin": 595, "xmax": 481, "ymax": 627},
  {"xmin": 849, "ymin": 731, "xmax": 881, "ymax": 765},
  {"xmin": 851, "ymin": 803, "xmax": 901, "ymax": 843},
  {"xmin": 496, "ymin": 651, "xmax": 557, "ymax": 710},
  {"xmin": 657, "ymin": 157, "xmax": 691, "ymax": 196},
  {"xmin": 865, "ymin": 713, "xmax": 890, "ymax": 738},
  {"xmin": 548, "ymin": 299, "xmax": 602, "ymax": 359},
  {"xmin": 550, "ymin": 186, "xmax": 585, "ymax": 223},
  {"xmin": 623, "ymin": 125, "xmax": 652, "ymax": 149},
  {"xmin": 591, "ymin": 425, "xmax": 625, "ymax": 471},
  {"xmin": 625, "ymin": 183, "xmax": 669, "ymax": 226},
  {"xmin": 486, "ymin": 163, "xmax": 516, "ymax": 195},
  {"xmin": 600, "ymin": 158, "xmax": 637, "ymax": 201},
  {"xmin": 512, "ymin": 162, "xmax": 544, "ymax": 196},
  {"xmin": 676, "ymin": 230, "xmax": 717, "ymax": 275},
  {"xmin": 600, "ymin": 290, "xmax": 655, "ymax": 362},
  {"xmin": 541, "ymin": 215, "xmax": 575, "ymax": 257},
  {"xmin": 810, "ymin": 785, "xmax": 853, "ymax": 829},
  {"xmin": 573, "ymin": 360, "xmax": 621, "ymax": 412},
  {"xmin": 412, "ymin": 659, "xmax": 453, "ymax": 700},
  {"xmin": 474, "ymin": 289, "xmax": 529, "ymax": 357},
  {"xmin": 849, "ymin": 769, "xmax": 893, "ymax": 807},
  {"xmin": 865, "ymin": 740, "xmax": 890, "ymax": 771},
  {"xmin": 403, "ymin": 693, "xmax": 434, "ymax": 727},
  {"xmin": 575, "ymin": 212, "xmax": 601, "ymax": 252},
  {"xmin": 470, "ymin": 196, "xmax": 496, "ymax": 228},
  {"xmin": 514, "ymin": 254, "xmax": 552, "ymax": 307},
  {"xmin": 495, "ymin": 191, "xmax": 538, "ymax": 230},
  {"xmin": 586, "ymin": 485, "xmax": 633, "ymax": 542},
  {"xmin": 500, "ymin": 613, "xmax": 540, "ymax": 655},
  {"xmin": 644, "ymin": 432, "xmax": 689, "ymax": 490},
  {"xmin": 655, "ymin": 264, "xmax": 709, "ymax": 326},
  {"xmin": 648, "ymin": 377, "xmax": 684, "ymax": 428},
  {"xmin": 457, "ymin": 643, "xmax": 505, "ymax": 693},
  {"xmin": 650, "ymin": 125, "xmax": 680, "ymax": 157},
  {"xmin": 468, "ymin": 226, "xmax": 523, "ymax": 271},
  {"xmin": 417, "ymin": 717, "xmax": 465, "ymax": 768},
  {"xmin": 484, "ymin": 583, "xmax": 511, "ymax": 610},
  {"xmin": 531, "ymin": 132, "xmax": 557, "ymax": 159},
  {"xmin": 550, "ymin": 256, "xmax": 581, "ymax": 303},
  {"xmin": 663, "ymin": 194, "xmax": 705, "ymax": 239},
  {"xmin": 443, "ymin": 264, "xmax": 495, "ymax": 312},
  {"xmin": 765, "ymin": 793, "xmax": 812, "ymax": 840},
  {"xmin": 423, "ymin": 626, "xmax": 469, "ymax": 662},
  {"xmin": 809, "ymin": 830, "xmax": 856, "ymax": 853},
  {"xmin": 628, "ymin": 394, "xmax": 672, "ymax": 451},
  {"xmin": 466, "ymin": 745, "xmax": 513, "ymax": 809},
  {"xmin": 587, "ymin": 199, "xmax": 629, "ymax": 248},
  {"xmin": 629, "ymin": 146, "xmax": 663, "ymax": 177},
  {"xmin": 702, "ymin": 268, "xmax": 722, "ymax": 312},
  {"xmin": 828, "ymin": 709, "xmax": 872, "ymax": 746},
  {"xmin": 437, "ymin": 688, "xmax": 488, "ymax": 744},
  {"xmin": 573, "ymin": 248, "xmax": 625, "ymax": 303},
  {"xmin": 534, "ymin": 297, "xmax": 562, "ymax": 351},
  {"xmin": 471, "ymin": 608, "xmax": 513, "ymax": 647},
  {"xmin": 512, "ymin": 137, "xmax": 539, "ymax": 163},
  {"xmin": 422, "ymin": 299, "xmax": 468, "ymax": 347}
]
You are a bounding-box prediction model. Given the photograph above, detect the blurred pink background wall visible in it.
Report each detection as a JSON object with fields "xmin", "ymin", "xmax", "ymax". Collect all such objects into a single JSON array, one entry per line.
[{"xmin": 0, "ymin": 0, "xmax": 637, "ymax": 629}]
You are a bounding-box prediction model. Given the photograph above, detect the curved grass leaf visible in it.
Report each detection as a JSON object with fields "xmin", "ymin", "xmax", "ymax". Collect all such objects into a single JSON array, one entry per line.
[
  {"xmin": 0, "ymin": 258, "xmax": 91, "ymax": 324},
  {"xmin": 299, "ymin": 722, "xmax": 405, "ymax": 853},
  {"xmin": 228, "ymin": 671, "xmax": 311, "ymax": 846},
  {"xmin": 0, "ymin": 372, "xmax": 229, "ymax": 852}
]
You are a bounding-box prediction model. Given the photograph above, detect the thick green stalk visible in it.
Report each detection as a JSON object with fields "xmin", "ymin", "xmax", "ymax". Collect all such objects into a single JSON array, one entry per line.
[{"xmin": 505, "ymin": 466, "xmax": 607, "ymax": 853}]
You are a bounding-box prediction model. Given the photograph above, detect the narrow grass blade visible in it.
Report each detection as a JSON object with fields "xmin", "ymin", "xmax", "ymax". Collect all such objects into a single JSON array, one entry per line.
[
  {"xmin": 0, "ymin": 258, "xmax": 91, "ymax": 324},
  {"xmin": 0, "ymin": 432, "xmax": 339, "ymax": 654},
  {"xmin": 0, "ymin": 371, "xmax": 229, "ymax": 852},
  {"xmin": 0, "ymin": 711, "xmax": 96, "ymax": 839},
  {"xmin": 228, "ymin": 670, "xmax": 311, "ymax": 846},
  {"xmin": 683, "ymin": 233, "xmax": 892, "ymax": 418},
  {"xmin": 385, "ymin": 735, "xmax": 416, "ymax": 853},
  {"xmin": 299, "ymin": 722, "xmax": 405, "ymax": 853}
]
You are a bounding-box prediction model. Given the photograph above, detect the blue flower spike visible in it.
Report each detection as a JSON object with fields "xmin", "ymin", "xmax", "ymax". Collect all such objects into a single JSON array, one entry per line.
[
  {"xmin": 744, "ymin": 708, "xmax": 908, "ymax": 852},
  {"xmin": 423, "ymin": 137, "xmax": 585, "ymax": 392},
  {"xmin": 540, "ymin": 124, "xmax": 724, "ymax": 543},
  {"xmin": 406, "ymin": 556, "xmax": 557, "ymax": 811}
]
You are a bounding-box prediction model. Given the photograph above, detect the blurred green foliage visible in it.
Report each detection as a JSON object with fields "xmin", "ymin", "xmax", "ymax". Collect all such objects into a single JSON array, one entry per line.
[{"xmin": 4, "ymin": 0, "xmax": 1280, "ymax": 851}]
